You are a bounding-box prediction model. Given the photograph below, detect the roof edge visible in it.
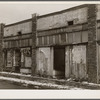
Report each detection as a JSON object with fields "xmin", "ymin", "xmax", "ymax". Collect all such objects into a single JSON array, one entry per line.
[
  {"xmin": 5, "ymin": 18, "xmax": 32, "ymax": 27},
  {"xmin": 37, "ymin": 4, "xmax": 88, "ymax": 19}
]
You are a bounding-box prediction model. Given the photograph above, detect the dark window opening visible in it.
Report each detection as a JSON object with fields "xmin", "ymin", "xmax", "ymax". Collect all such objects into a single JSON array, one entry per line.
[
  {"xmin": 68, "ymin": 21, "xmax": 74, "ymax": 26},
  {"xmin": 18, "ymin": 31, "xmax": 22, "ymax": 35}
]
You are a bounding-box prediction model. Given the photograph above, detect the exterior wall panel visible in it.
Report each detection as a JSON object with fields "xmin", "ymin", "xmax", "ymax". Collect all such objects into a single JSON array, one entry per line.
[
  {"xmin": 65, "ymin": 45, "xmax": 87, "ymax": 79},
  {"xmin": 37, "ymin": 7, "xmax": 87, "ymax": 31},
  {"xmin": 4, "ymin": 21, "xmax": 32, "ymax": 37},
  {"xmin": 36, "ymin": 47, "xmax": 53, "ymax": 76}
]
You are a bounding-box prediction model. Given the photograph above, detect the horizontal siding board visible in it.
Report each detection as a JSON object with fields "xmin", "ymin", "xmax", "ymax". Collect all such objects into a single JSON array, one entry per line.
[
  {"xmin": 3, "ymin": 38, "xmax": 32, "ymax": 48},
  {"xmin": 37, "ymin": 31, "xmax": 88, "ymax": 47},
  {"xmin": 4, "ymin": 33, "xmax": 32, "ymax": 41},
  {"xmin": 37, "ymin": 24, "xmax": 87, "ymax": 37}
]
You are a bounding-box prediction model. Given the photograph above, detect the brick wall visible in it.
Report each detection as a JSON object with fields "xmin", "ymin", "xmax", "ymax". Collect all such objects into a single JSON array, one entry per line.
[
  {"xmin": 0, "ymin": 24, "xmax": 4, "ymax": 71},
  {"xmin": 87, "ymin": 4, "xmax": 97, "ymax": 83},
  {"xmin": 31, "ymin": 14, "xmax": 37, "ymax": 75}
]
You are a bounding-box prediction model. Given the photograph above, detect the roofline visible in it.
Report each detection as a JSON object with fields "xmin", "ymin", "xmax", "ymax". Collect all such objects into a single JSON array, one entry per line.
[
  {"xmin": 4, "ymin": 4, "xmax": 92, "ymax": 27},
  {"xmin": 5, "ymin": 18, "xmax": 32, "ymax": 27},
  {"xmin": 37, "ymin": 4, "xmax": 88, "ymax": 19}
]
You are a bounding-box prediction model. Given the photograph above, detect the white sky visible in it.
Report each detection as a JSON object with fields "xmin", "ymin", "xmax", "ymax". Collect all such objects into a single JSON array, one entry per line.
[{"xmin": 0, "ymin": 2, "xmax": 86, "ymax": 25}]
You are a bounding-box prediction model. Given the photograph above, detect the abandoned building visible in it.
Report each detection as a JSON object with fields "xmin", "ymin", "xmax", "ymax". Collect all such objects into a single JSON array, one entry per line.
[
  {"xmin": 2, "ymin": 14, "xmax": 37, "ymax": 74},
  {"xmin": 1, "ymin": 4, "xmax": 100, "ymax": 83},
  {"xmin": 36, "ymin": 4, "xmax": 100, "ymax": 83}
]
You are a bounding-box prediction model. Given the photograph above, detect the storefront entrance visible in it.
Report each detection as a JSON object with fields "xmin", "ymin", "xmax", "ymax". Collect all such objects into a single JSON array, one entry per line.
[
  {"xmin": 54, "ymin": 46, "xmax": 65, "ymax": 78},
  {"xmin": 14, "ymin": 49, "xmax": 21, "ymax": 73}
]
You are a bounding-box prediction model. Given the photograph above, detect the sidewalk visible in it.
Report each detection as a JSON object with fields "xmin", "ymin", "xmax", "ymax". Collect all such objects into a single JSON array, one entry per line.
[{"xmin": 0, "ymin": 71, "xmax": 99, "ymax": 90}]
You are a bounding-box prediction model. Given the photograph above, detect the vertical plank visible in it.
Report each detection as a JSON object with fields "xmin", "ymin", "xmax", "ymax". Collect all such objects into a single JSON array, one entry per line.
[{"xmin": 65, "ymin": 46, "xmax": 70, "ymax": 78}]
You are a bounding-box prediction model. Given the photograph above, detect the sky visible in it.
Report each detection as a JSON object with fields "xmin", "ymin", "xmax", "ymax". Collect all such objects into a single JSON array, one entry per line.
[{"xmin": 0, "ymin": 2, "xmax": 86, "ymax": 25}]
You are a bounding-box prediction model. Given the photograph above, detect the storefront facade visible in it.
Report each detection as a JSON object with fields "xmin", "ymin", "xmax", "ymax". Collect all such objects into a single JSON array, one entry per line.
[
  {"xmin": 3, "ymin": 19, "xmax": 33, "ymax": 74},
  {"xmin": 1, "ymin": 4, "xmax": 100, "ymax": 83}
]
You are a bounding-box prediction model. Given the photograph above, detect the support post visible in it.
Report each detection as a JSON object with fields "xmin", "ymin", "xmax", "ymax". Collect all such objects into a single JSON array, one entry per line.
[
  {"xmin": 31, "ymin": 13, "xmax": 37, "ymax": 76},
  {"xmin": 0, "ymin": 24, "xmax": 4, "ymax": 71}
]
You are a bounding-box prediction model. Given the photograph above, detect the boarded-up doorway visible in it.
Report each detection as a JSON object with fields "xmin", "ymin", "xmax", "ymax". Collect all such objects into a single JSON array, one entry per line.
[
  {"xmin": 54, "ymin": 47, "xmax": 65, "ymax": 78},
  {"xmin": 65, "ymin": 45, "xmax": 87, "ymax": 80}
]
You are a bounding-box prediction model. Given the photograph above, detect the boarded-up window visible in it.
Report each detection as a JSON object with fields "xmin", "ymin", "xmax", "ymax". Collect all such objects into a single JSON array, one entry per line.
[
  {"xmin": 55, "ymin": 35, "xmax": 59, "ymax": 44},
  {"xmin": 49, "ymin": 36, "xmax": 53, "ymax": 44},
  {"xmin": 61, "ymin": 34, "xmax": 66, "ymax": 43},
  {"xmin": 39, "ymin": 37, "xmax": 42, "ymax": 45},
  {"xmin": 68, "ymin": 33, "xmax": 73, "ymax": 44},
  {"xmin": 44, "ymin": 36, "xmax": 47, "ymax": 45}
]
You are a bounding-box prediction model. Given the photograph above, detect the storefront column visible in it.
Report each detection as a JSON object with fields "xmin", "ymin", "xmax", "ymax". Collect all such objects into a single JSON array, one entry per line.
[
  {"xmin": 87, "ymin": 4, "xmax": 98, "ymax": 83},
  {"xmin": 0, "ymin": 23, "xmax": 4, "ymax": 71},
  {"xmin": 31, "ymin": 13, "xmax": 37, "ymax": 75}
]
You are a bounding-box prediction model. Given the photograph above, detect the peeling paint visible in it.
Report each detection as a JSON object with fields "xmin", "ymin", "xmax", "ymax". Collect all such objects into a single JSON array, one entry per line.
[{"xmin": 37, "ymin": 48, "xmax": 52, "ymax": 76}]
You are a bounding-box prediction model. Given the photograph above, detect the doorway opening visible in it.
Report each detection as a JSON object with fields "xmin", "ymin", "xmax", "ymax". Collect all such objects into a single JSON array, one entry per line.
[
  {"xmin": 14, "ymin": 49, "xmax": 21, "ymax": 73},
  {"xmin": 54, "ymin": 46, "xmax": 65, "ymax": 78}
]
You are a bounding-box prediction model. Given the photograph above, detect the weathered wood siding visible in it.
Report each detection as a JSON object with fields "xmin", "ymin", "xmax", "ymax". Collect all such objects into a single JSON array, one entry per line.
[
  {"xmin": 37, "ymin": 7, "xmax": 87, "ymax": 31},
  {"xmin": 4, "ymin": 20, "xmax": 32, "ymax": 37},
  {"xmin": 65, "ymin": 45, "xmax": 87, "ymax": 79},
  {"xmin": 3, "ymin": 38, "xmax": 32, "ymax": 48},
  {"xmin": 36, "ymin": 47, "xmax": 53, "ymax": 76},
  {"xmin": 37, "ymin": 6, "xmax": 88, "ymax": 47},
  {"xmin": 37, "ymin": 30, "xmax": 88, "ymax": 46}
]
